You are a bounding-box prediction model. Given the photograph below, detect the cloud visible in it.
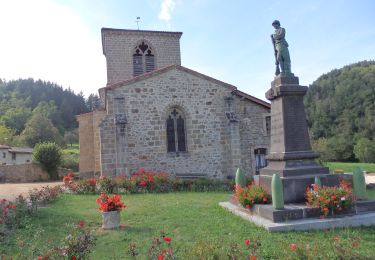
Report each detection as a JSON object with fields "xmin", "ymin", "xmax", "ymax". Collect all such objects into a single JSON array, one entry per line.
[{"xmin": 158, "ymin": 0, "xmax": 176, "ymax": 21}]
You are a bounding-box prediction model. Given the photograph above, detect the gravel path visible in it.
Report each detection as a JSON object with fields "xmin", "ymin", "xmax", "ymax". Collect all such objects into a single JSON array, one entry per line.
[{"xmin": 0, "ymin": 182, "xmax": 62, "ymax": 201}]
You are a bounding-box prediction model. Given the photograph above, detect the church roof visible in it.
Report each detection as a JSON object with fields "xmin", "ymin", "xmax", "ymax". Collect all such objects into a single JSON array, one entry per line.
[
  {"xmin": 101, "ymin": 28, "xmax": 183, "ymax": 36},
  {"xmin": 100, "ymin": 64, "xmax": 270, "ymax": 109},
  {"xmin": 101, "ymin": 28, "xmax": 183, "ymax": 55}
]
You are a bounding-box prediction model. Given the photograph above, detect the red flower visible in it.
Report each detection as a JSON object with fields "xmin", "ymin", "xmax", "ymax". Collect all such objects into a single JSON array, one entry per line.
[
  {"xmin": 71, "ymin": 256, "xmax": 77, "ymax": 260},
  {"xmin": 77, "ymin": 220, "xmax": 85, "ymax": 228},
  {"xmin": 250, "ymin": 256, "xmax": 257, "ymax": 260},
  {"xmin": 290, "ymin": 243, "xmax": 296, "ymax": 250},
  {"xmin": 88, "ymin": 178, "xmax": 96, "ymax": 187},
  {"xmin": 139, "ymin": 180, "xmax": 147, "ymax": 187},
  {"xmin": 163, "ymin": 237, "xmax": 172, "ymax": 243},
  {"xmin": 245, "ymin": 239, "xmax": 250, "ymax": 246},
  {"xmin": 163, "ymin": 249, "xmax": 167, "ymax": 254},
  {"xmin": 96, "ymin": 193, "xmax": 126, "ymax": 212},
  {"xmin": 158, "ymin": 255, "xmax": 164, "ymax": 260},
  {"xmin": 262, "ymin": 197, "xmax": 268, "ymax": 202}
]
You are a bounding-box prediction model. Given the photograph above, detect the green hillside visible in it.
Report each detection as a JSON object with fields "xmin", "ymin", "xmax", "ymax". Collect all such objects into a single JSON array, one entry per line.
[{"xmin": 305, "ymin": 60, "xmax": 375, "ymax": 162}]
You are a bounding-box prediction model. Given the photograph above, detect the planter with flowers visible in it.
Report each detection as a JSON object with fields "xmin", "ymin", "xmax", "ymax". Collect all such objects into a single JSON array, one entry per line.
[
  {"xmin": 234, "ymin": 183, "xmax": 271, "ymax": 209},
  {"xmin": 96, "ymin": 193, "xmax": 126, "ymax": 229},
  {"xmin": 305, "ymin": 180, "xmax": 355, "ymax": 217}
]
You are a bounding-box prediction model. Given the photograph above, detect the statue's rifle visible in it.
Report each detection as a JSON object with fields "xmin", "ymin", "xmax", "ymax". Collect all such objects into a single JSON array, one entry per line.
[{"xmin": 271, "ymin": 35, "xmax": 280, "ymax": 75}]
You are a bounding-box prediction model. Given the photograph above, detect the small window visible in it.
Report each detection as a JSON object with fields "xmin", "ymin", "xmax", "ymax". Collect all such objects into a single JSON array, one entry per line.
[
  {"xmin": 254, "ymin": 148, "xmax": 267, "ymax": 174},
  {"xmin": 265, "ymin": 116, "xmax": 271, "ymax": 136},
  {"xmin": 11, "ymin": 153, "xmax": 16, "ymax": 160},
  {"xmin": 2, "ymin": 152, "xmax": 6, "ymax": 158},
  {"xmin": 166, "ymin": 108, "xmax": 187, "ymax": 153}
]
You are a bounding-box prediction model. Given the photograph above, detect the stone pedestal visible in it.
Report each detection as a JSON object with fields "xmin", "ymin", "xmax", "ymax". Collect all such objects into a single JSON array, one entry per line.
[{"xmin": 259, "ymin": 74, "xmax": 334, "ymax": 203}]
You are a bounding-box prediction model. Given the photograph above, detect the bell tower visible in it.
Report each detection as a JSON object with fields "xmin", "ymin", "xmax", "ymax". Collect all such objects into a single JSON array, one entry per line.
[{"xmin": 101, "ymin": 28, "xmax": 183, "ymax": 85}]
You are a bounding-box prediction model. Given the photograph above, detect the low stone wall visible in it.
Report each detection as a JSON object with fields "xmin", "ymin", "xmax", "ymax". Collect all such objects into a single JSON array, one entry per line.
[{"xmin": 0, "ymin": 164, "xmax": 50, "ymax": 183}]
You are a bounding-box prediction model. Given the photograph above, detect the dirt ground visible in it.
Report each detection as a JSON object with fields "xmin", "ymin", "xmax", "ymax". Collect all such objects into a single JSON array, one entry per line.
[{"xmin": 0, "ymin": 182, "xmax": 62, "ymax": 201}]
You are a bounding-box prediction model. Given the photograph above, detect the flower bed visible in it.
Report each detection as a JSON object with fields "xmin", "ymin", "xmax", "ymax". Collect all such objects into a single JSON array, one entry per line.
[
  {"xmin": 62, "ymin": 168, "xmax": 234, "ymax": 195},
  {"xmin": 306, "ymin": 180, "xmax": 355, "ymax": 217},
  {"xmin": 234, "ymin": 183, "xmax": 271, "ymax": 209}
]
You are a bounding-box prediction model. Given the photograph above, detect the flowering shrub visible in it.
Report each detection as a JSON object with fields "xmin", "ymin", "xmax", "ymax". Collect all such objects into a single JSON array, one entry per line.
[
  {"xmin": 63, "ymin": 172, "xmax": 76, "ymax": 185},
  {"xmin": 96, "ymin": 194, "xmax": 126, "ymax": 212},
  {"xmin": 62, "ymin": 168, "xmax": 233, "ymax": 195},
  {"xmin": 305, "ymin": 180, "xmax": 355, "ymax": 217},
  {"xmin": 59, "ymin": 223, "xmax": 96, "ymax": 259},
  {"xmin": 28, "ymin": 186, "xmax": 61, "ymax": 213},
  {"xmin": 97, "ymin": 176, "xmax": 115, "ymax": 193},
  {"xmin": 235, "ymin": 183, "xmax": 271, "ymax": 209},
  {"xmin": 245, "ymin": 239, "xmax": 260, "ymax": 260},
  {"xmin": 147, "ymin": 234, "xmax": 176, "ymax": 260},
  {"xmin": 288, "ymin": 242, "xmax": 314, "ymax": 259},
  {"xmin": 0, "ymin": 199, "xmax": 17, "ymax": 232}
]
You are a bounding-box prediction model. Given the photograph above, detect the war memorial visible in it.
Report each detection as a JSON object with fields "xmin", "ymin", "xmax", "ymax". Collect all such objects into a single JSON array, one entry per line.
[{"xmin": 220, "ymin": 20, "xmax": 375, "ymax": 231}]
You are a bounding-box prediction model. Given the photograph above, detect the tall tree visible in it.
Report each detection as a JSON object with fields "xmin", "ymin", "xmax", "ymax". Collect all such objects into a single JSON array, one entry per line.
[
  {"xmin": 305, "ymin": 60, "xmax": 375, "ymax": 161},
  {"xmin": 20, "ymin": 113, "xmax": 63, "ymax": 147}
]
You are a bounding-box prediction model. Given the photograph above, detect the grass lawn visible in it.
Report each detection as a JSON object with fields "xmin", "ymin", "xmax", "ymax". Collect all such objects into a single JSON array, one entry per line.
[
  {"xmin": 2, "ymin": 192, "xmax": 375, "ymax": 259},
  {"xmin": 326, "ymin": 162, "xmax": 375, "ymax": 173},
  {"xmin": 62, "ymin": 143, "xmax": 79, "ymax": 155}
]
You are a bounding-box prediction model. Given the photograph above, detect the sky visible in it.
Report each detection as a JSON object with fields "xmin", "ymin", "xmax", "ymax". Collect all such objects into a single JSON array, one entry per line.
[{"xmin": 0, "ymin": 0, "xmax": 374, "ymax": 100}]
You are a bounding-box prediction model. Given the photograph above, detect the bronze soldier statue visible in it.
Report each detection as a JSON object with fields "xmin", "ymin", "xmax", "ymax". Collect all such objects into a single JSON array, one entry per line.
[{"xmin": 271, "ymin": 20, "xmax": 291, "ymax": 75}]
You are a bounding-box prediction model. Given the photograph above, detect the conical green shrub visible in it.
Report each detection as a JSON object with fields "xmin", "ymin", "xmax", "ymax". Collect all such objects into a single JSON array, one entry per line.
[
  {"xmin": 353, "ymin": 167, "xmax": 367, "ymax": 200},
  {"xmin": 272, "ymin": 173, "xmax": 284, "ymax": 209}
]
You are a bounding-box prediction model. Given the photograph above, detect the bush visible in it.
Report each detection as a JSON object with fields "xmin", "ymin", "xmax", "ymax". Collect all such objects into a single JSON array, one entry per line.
[
  {"xmin": 33, "ymin": 142, "xmax": 62, "ymax": 180},
  {"xmin": 61, "ymin": 154, "xmax": 79, "ymax": 172},
  {"xmin": 354, "ymin": 137, "xmax": 375, "ymax": 163}
]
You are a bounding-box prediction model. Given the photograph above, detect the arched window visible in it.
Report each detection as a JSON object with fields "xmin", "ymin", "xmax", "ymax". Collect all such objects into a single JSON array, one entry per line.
[
  {"xmin": 166, "ymin": 108, "xmax": 187, "ymax": 153},
  {"xmin": 133, "ymin": 41, "xmax": 155, "ymax": 77}
]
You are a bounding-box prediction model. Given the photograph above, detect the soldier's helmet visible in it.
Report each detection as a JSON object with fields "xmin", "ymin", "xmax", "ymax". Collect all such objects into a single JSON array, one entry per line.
[{"xmin": 272, "ymin": 20, "xmax": 280, "ymax": 26}]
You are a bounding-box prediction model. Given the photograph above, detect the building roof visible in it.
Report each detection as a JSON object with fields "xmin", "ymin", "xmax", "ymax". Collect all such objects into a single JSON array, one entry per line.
[
  {"xmin": 101, "ymin": 28, "xmax": 183, "ymax": 55},
  {"xmin": 99, "ymin": 64, "xmax": 270, "ymax": 109},
  {"xmin": 9, "ymin": 147, "xmax": 33, "ymax": 154},
  {"xmin": 0, "ymin": 145, "xmax": 11, "ymax": 149}
]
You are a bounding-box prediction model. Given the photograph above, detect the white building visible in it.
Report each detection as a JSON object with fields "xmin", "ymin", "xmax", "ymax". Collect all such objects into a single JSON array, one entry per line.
[{"xmin": 0, "ymin": 145, "xmax": 33, "ymax": 165}]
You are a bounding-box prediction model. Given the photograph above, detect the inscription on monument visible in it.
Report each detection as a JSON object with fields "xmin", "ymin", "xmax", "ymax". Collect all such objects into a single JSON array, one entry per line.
[{"xmin": 271, "ymin": 111, "xmax": 283, "ymax": 144}]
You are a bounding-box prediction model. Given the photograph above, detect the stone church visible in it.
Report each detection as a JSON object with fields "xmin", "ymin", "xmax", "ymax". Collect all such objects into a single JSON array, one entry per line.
[{"xmin": 77, "ymin": 28, "xmax": 270, "ymax": 179}]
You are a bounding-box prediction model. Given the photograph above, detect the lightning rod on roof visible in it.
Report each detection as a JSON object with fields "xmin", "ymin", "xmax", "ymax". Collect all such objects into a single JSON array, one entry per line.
[{"xmin": 136, "ymin": 17, "xmax": 141, "ymax": 30}]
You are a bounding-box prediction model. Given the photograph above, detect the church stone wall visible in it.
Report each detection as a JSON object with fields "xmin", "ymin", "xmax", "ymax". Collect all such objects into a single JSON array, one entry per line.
[
  {"xmin": 98, "ymin": 68, "xmax": 269, "ymax": 179},
  {"xmin": 77, "ymin": 113, "xmax": 94, "ymax": 174},
  {"xmin": 238, "ymin": 99, "xmax": 270, "ymax": 175},
  {"xmin": 77, "ymin": 110, "xmax": 106, "ymax": 176},
  {"xmin": 102, "ymin": 29, "xmax": 182, "ymax": 85}
]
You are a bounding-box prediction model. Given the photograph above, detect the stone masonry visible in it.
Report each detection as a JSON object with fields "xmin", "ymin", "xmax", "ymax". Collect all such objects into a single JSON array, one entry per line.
[
  {"xmin": 78, "ymin": 28, "xmax": 270, "ymax": 179},
  {"xmin": 102, "ymin": 28, "xmax": 182, "ymax": 85}
]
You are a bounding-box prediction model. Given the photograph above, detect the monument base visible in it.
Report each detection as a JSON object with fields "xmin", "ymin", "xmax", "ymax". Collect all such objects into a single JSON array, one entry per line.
[
  {"xmin": 256, "ymin": 173, "xmax": 343, "ymax": 203},
  {"xmin": 219, "ymin": 199, "xmax": 375, "ymax": 232},
  {"xmin": 260, "ymin": 159, "xmax": 329, "ymax": 177}
]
